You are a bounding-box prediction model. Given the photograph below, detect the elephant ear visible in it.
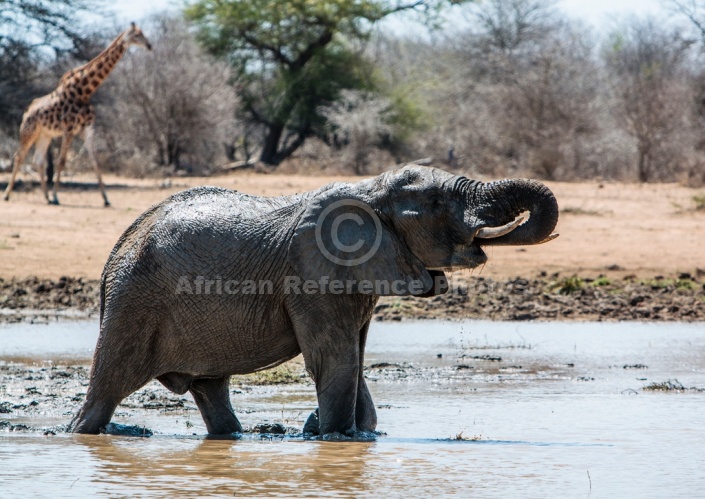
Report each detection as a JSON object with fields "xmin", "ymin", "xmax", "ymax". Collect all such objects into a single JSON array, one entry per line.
[{"xmin": 287, "ymin": 184, "xmax": 434, "ymax": 296}]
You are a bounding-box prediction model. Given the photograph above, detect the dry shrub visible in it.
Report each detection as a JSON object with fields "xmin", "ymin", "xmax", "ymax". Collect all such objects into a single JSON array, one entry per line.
[
  {"xmin": 371, "ymin": 2, "xmax": 705, "ymax": 184},
  {"xmin": 681, "ymin": 154, "xmax": 705, "ymax": 188},
  {"xmin": 98, "ymin": 14, "xmax": 238, "ymax": 177},
  {"xmin": 0, "ymin": 131, "xmax": 18, "ymax": 172},
  {"xmin": 276, "ymin": 138, "xmax": 398, "ymax": 176},
  {"xmin": 319, "ymin": 90, "xmax": 395, "ymax": 174}
]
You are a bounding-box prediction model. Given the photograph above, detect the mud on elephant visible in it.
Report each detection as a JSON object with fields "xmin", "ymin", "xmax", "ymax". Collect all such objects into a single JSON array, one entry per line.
[{"xmin": 69, "ymin": 165, "xmax": 558, "ymax": 437}]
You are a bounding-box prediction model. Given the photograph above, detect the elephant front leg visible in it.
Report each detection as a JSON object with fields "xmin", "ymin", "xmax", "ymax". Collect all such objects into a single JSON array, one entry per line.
[
  {"xmin": 295, "ymin": 329, "xmax": 361, "ymax": 437},
  {"xmin": 290, "ymin": 294, "xmax": 377, "ymax": 438},
  {"xmin": 355, "ymin": 320, "xmax": 377, "ymax": 432},
  {"xmin": 356, "ymin": 376, "xmax": 377, "ymax": 432},
  {"xmin": 303, "ymin": 364, "xmax": 377, "ymax": 438},
  {"xmin": 315, "ymin": 361, "xmax": 360, "ymax": 437},
  {"xmin": 303, "ymin": 372, "xmax": 377, "ymax": 435}
]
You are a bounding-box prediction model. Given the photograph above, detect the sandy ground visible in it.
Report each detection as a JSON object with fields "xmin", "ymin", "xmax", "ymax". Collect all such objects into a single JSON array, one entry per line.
[{"xmin": 0, "ymin": 170, "xmax": 704, "ymax": 280}]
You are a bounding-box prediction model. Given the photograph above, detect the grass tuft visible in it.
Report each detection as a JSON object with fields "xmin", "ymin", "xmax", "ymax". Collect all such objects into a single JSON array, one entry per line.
[
  {"xmin": 693, "ymin": 194, "xmax": 705, "ymax": 211},
  {"xmin": 642, "ymin": 379, "xmax": 685, "ymax": 391},
  {"xmin": 453, "ymin": 431, "xmax": 484, "ymax": 441},
  {"xmin": 552, "ymin": 276, "xmax": 584, "ymax": 294},
  {"xmin": 232, "ymin": 363, "xmax": 306, "ymax": 386},
  {"xmin": 591, "ymin": 276, "xmax": 612, "ymax": 287}
]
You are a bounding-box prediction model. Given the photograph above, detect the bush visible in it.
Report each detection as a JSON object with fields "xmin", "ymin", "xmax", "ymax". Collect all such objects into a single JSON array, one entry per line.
[{"xmin": 99, "ymin": 14, "xmax": 238, "ymax": 176}]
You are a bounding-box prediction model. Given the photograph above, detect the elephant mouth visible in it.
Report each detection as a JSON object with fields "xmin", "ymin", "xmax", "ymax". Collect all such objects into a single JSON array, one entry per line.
[
  {"xmin": 473, "ymin": 213, "xmax": 559, "ymax": 247},
  {"xmin": 433, "ymin": 214, "xmax": 559, "ymax": 272},
  {"xmin": 439, "ymin": 214, "xmax": 556, "ymax": 271},
  {"xmin": 449, "ymin": 244, "xmax": 488, "ymax": 270}
]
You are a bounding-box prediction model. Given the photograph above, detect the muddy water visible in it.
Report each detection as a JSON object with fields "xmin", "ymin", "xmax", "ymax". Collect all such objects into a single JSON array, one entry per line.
[{"xmin": 1, "ymin": 320, "xmax": 704, "ymax": 497}]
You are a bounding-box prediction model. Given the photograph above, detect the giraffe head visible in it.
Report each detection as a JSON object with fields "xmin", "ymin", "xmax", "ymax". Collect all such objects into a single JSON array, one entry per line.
[{"xmin": 123, "ymin": 22, "xmax": 152, "ymax": 50}]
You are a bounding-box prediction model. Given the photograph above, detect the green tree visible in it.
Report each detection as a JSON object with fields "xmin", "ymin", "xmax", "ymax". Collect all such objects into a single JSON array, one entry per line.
[{"xmin": 185, "ymin": 0, "xmax": 464, "ymax": 165}]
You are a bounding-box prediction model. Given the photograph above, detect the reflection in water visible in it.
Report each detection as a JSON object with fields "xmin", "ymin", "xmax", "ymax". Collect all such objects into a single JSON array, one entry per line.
[
  {"xmin": 43, "ymin": 436, "xmax": 557, "ymax": 496},
  {"xmin": 3, "ymin": 432, "xmax": 683, "ymax": 497},
  {"xmin": 78, "ymin": 436, "xmax": 377, "ymax": 497}
]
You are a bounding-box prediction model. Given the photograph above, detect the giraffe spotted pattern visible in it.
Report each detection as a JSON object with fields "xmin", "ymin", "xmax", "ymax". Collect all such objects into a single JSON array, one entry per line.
[{"xmin": 3, "ymin": 23, "xmax": 151, "ymax": 206}]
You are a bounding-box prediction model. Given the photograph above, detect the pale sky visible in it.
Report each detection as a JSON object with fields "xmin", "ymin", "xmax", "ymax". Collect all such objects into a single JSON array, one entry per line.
[
  {"xmin": 105, "ymin": 0, "xmax": 671, "ymax": 32},
  {"xmin": 560, "ymin": 0, "xmax": 666, "ymax": 26}
]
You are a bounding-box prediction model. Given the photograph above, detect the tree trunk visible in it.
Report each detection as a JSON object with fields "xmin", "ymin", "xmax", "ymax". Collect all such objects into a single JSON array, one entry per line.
[
  {"xmin": 637, "ymin": 145, "xmax": 649, "ymax": 182},
  {"xmin": 167, "ymin": 137, "xmax": 181, "ymax": 169},
  {"xmin": 260, "ymin": 123, "xmax": 285, "ymax": 165}
]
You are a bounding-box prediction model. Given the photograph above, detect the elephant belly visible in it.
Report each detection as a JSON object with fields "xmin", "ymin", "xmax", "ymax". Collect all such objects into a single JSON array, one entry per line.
[
  {"xmin": 224, "ymin": 327, "xmax": 301, "ymax": 375},
  {"xmin": 165, "ymin": 303, "xmax": 301, "ymax": 377}
]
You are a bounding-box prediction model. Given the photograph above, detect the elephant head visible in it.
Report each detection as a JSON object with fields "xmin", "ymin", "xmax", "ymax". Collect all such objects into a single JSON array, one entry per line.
[{"xmin": 287, "ymin": 165, "xmax": 558, "ymax": 296}]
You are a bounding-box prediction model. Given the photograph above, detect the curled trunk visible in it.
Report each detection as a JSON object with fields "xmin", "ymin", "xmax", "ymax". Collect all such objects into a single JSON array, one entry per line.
[{"xmin": 474, "ymin": 179, "xmax": 559, "ymax": 246}]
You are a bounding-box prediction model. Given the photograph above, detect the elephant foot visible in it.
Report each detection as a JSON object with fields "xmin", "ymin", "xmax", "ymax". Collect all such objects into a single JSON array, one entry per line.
[
  {"xmin": 302, "ymin": 409, "xmax": 319, "ymax": 436},
  {"xmin": 201, "ymin": 414, "xmax": 243, "ymax": 435},
  {"xmin": 321, "ymin": 429, "xmax": 379, "ymax": 442},
  {"xmin": 204, "ymin": 433, "xmax": 243, "ymax": 441},
  {"xmin": 302, "ymin": 409, "xmax": 379, "ymax": 441}
]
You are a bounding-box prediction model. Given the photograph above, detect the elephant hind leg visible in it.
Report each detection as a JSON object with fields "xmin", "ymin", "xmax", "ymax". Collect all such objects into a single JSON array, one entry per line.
[
  {"xmin": 69, "ymin": 384, "xmax": 128, "ymax": 434},
  {"xmin": 70, "ymin": 333, "xmax": 158, "ymax": 433},
  {"xmin": 70, "ymin": 368, "xmax": 155, "ymax": 434},
  {"xmin": 189, "ymin": 376, "xmax": 243, "ymax": 435}
]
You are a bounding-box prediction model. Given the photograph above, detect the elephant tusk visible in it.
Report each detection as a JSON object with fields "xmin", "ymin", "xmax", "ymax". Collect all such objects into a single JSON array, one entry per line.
[
  {"xmin": 475, "ymin": 216, "xmax": 525, "ymax": 239},
  {"xmin": 536, "ymin": 233, "xmax": 559, "ymax": 244}
]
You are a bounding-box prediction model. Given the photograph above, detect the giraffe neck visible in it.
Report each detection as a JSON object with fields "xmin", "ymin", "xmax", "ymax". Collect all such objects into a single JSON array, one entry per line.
[{"xmin": 60, "ymin": 32, "xmax": 128, "ymax": 101}]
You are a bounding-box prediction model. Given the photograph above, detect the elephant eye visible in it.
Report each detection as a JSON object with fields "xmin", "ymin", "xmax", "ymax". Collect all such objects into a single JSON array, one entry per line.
[{"xmin": 428, "ymin": 194, "xmax": 443, "ymax": 209}]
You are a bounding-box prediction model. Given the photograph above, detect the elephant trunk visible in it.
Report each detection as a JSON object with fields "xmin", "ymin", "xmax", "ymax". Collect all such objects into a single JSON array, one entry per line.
[{"xmin": 472, "ymin": 179, "xmax": 559, "ymax": 246}]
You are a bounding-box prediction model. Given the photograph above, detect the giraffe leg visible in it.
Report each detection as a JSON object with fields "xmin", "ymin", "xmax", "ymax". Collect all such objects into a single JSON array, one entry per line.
[
  {"xmin": 32, "ymin": 136, "xmax": 52, "ymax": 203},
  {"xmin": 3, "ymin": 133, "xmax": 36, "ymax": 201},
  {"xmin": 83, "ymin": 126, "xmax": 110, "ymax": 207},
  {"xmin": 50, "ymin": 134, "xmax": 74, "ymax": 206}
]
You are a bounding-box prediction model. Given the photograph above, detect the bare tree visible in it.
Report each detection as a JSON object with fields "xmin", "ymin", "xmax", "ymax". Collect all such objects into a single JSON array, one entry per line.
[
  {"xmin": 100, "ymin": 14, "xmax": 238, "ymax": 175},
  {"xmin": 669, "ymin": 0, "xmax": 705, "ymax": 36},
  {"xmin": 319, "ymin": 90, "xmax": 394, "ymax": 174},
  {"xmin": 667, "ymin": 0, "xmax": 705, "ymax": 185},
  {"xmin": 422, "ymin": 0, "xmax": 606, "ymax": 179},
  {"xmin": 603, "ymin": 18, "xmax": 695, "ymax": 182},
  {"xmin": 493, "ymin": 22, "xmax": 602, "ymax": 179},
  {"xmin": 469, "ymin": 0, "xmax": 557, "ymax": 57},
  {"xmin": 377, "ymin": 1, "xmax": 701, "ymax": 183}
]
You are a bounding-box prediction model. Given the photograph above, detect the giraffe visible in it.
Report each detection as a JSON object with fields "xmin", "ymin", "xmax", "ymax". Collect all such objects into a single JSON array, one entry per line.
[{"xmin": 3, "ymin": 23, "xmax": 151, "ymax": 206}]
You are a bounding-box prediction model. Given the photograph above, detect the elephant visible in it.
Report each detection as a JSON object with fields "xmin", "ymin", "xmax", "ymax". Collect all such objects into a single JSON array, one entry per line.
[{"xmin": 69, "ymin": 165, "xmax": 558, "ymax": 437}]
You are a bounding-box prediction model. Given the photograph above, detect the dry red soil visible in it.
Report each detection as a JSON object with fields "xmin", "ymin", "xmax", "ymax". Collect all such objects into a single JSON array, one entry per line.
[{"xmin": 1, "ymin": 171, "xmax": 703, "ymax": 280}]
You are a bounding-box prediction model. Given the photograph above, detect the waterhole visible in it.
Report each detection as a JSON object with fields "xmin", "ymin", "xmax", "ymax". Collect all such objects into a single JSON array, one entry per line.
[{"xmin": 1, "ymin": 320, "xmax": 703, "ymax": 496}]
